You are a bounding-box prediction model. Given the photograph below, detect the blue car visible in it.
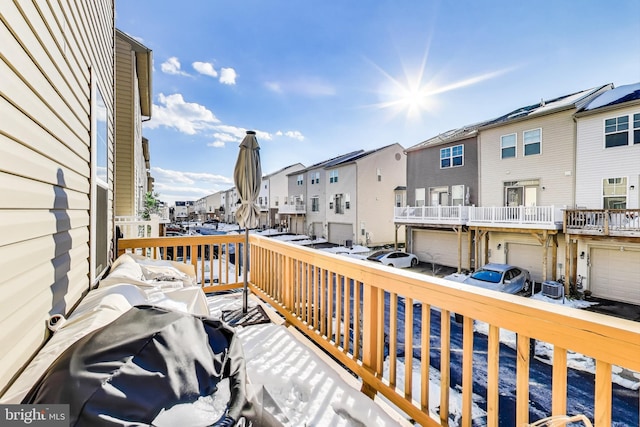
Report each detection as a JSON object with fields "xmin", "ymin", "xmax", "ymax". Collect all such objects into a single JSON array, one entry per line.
[{"xmin": 463, "ymin": 263, "xmax": 531, "ymax": 295}]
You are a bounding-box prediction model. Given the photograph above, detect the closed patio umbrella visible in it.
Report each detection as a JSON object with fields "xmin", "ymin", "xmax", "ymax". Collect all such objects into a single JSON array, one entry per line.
[{"xmin": 233, "ymin": 130, "xmax": 262, "ymax": 312}]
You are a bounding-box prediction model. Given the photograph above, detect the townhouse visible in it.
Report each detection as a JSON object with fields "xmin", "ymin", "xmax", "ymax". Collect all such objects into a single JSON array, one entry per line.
[
  {"xmin": 0, "ymin": 0, "xmax": 116, "ymax": 391},
  {"xmin": 473, "ymin": 84, "xmax": 611, "ymax": 283},
  {"xmin": 400, "ymin": 124, "xmax": 485, "ymax": 272},
  {"xmin": 114, "ymin": 29, "xmax": 153, "ymax": 218},
  {"xmin": 257, "ymin": 163, "xmax": 305, "ymax": 229},
  {"xmin": 566, "ymin": 84, "xmax": 640, "ymax": 304},
  {"xmin": 281, "ymin": 145, "xmax": 406, "ymax": 246}
]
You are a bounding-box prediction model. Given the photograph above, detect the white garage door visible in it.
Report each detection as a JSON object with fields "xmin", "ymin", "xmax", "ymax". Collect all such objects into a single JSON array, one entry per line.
[
  {"xmin": 506, "ymin": 243, "xmax": 552, "ymax": 283},
  {"xmin": 328, "ymin": 222, "xmax": 353, "ymax": 245},
  {"xmin": 412, "ymin": 229, "xmax": 469, "ymax": 269},
  {"xmin": 590, "ymin": 247, "xmax": 640, "ymax": 305}
]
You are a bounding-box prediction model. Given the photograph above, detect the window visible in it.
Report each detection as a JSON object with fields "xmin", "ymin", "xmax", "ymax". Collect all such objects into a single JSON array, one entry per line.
[
  {"xmin": 377, "ymin": 168, "xmax": 382, "ymax": 182},
  {"xmin": 395, "ymin": 193, "xmax": 402, "ymax": 207},
  {"xmin": 440, "ymin": 144, "xmax": 464, "ymax": 168},
  {"xmin": 605, "ymin": 116, "xmax": 630, "ymax": 148},
  {"xmin": 415, "ymin": 188, "xmax": 425, "ymax": 206},
  {"xmin": 92, "ymin": 83, "xmax": 109, "ymax": 279},
  {"xmin": 634, "ymin": 113, "xmax": 640, "ymax": 144},
  {"xmin": 310, "ymin": 171, "xmax": 320, "ymax": 184},
  {"xmin": 330, "ymin": 170, "xmax": 338, "ymax": 183},
  {"xmin": 296, "ymin": 174, "xmax": 304, "ymax": 185},
  {"xmin": 274, "ymin": 196, "xmax": 279, "ymax": 206},
  {"xmin": 603, "ymin": 177, "xmax": 627, "ymax": 209},
  {"xmin": 311, "ymin": 196, "xmax": 319, "ymax": 212},
  {"xmin": 523, "ymin": 128, "xmax": 541, "ymax": 156},
  {"xmin": 451, "ymin": 185, "xmax": 465, "ymax": 206},
  {"xmin": 501, "ymin": 133, "xmax": 516, "ymax": 158},
  {"xmin": 335, "ymin": 194, "xmax": 344, "ymax": 214},
  {"xmin": 345, "ymin": 193, "xmax": 350, "ymax": 209}
]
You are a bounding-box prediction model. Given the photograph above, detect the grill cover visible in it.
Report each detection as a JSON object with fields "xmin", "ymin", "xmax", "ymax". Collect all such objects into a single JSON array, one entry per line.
[{"xmin": 23, "ymin": 305, "xmax": 255, "ymax": 426}]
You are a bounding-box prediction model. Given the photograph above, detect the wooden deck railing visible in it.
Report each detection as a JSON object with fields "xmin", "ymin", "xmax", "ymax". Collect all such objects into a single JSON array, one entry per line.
[
  {"xmin": 564, "ymin": 208, "xmax": 640, "ymax": 236},
  {"xmin": 119, "ymin": 233, "xmax": 640, "ymax": 426}
]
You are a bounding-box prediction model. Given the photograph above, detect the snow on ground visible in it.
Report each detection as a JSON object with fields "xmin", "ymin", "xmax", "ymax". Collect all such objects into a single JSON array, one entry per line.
[
  {"xmin": 207, "ymin": 293, "xmax": 409, "ymax": 427},
  {"xmin": 471, "ymin": 292, "xmax": 640, "ymax": 391}
]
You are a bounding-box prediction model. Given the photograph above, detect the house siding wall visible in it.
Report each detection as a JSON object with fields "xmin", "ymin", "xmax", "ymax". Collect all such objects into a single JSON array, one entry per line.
[
  {"xmin": 407, "ymin": 136, "xmax": 479, "ymax": 206},
  {"xmin": 575, "ymin": 104, "xmax": 640, "ymax": 209},
  {"xmin": 479, "ymin": 110, "xmax": 577, "ymax": 208},
  {"xmin": 326, "ymin": 164, "xmax": 357, "ymax": 243},
  {"xmin": 0, "ymin": 0, "xmax": 114, "ymax": 393},
  {"xmin": 356, "ymin": 143, "xmax": 406, "ymax": 246},
  {"xmin": 115, "ymin": 35, "xmax": 135, "ymax": 216}
]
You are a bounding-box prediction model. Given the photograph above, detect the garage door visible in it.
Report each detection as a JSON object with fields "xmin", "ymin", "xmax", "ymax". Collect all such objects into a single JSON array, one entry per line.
[
  {"xmin": 412, "ymin": 229, "xmax": 469, "ymax": 269},
  {"xmin": 506, "ymin": 243, "xmax": 552, "ymax": 283},
  {"xmin": 590, "ymin": 247, "xmax": 640, "ymax": 305},
  {"xmin": 328, "ymin": 222, "xmax": 353, "ymax": 246}
]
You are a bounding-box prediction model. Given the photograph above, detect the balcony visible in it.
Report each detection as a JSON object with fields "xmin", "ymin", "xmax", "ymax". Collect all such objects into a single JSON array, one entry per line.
[
  {"xmin": 116, "ymin": 233, "xmax": 640, "ymax": 426},
  {"xmin": 564, "ymin": 208, "xmax": 640, "ymax": 237},
  {"xmin": 394, "ymin": 205, "xmax": 469, "ymax": 225},
  {"xmin": 394, "ymin": 205, "xmax": 564, "ymax": 230},
  {"xmin": 467, "ymin": 205, "xmax": 563, "ymax": 229},
  {"xmin": 278, "ymin": 202, "xmax": 306, "ymax": 215}
]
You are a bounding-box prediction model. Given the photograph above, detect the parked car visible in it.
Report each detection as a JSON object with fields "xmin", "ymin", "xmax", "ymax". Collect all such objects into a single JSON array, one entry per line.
[
  {"xmin": 462, "ymin": 263, "xmax": 531, "ymax": 294},
  {"xmin": 366, "ymin": 250, "xmax": 419, "ymax": 268}
]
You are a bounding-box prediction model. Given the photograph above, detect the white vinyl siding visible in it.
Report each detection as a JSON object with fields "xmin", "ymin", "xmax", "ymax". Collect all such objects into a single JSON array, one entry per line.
[
  {"xmin": 480, "ymin": 110, "xmax": 577, "ymax": 207},
  {"xmin": 0, "ymin": 0, "xmax": 114, "ymax": 394},
  {"xmin": 575, "ymin": 106, "xmax": 640, "ymax": 209}
]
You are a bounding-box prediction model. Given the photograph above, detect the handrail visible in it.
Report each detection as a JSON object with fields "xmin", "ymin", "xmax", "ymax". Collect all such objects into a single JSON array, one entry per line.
[
  {"xmin": 564, "ymin": 208, "xmax": 640, "ymax": 235},
  {"xmin": 248, "ymin": 234, "xmax": 640, "ymax": 426},
  {"xmin": 119, "ymin": 233, "xmax": 640, "ymax": 426}
]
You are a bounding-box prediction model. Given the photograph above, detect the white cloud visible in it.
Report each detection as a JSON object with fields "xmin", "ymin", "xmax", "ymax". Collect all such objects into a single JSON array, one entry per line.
[
  {"xmin": 219, "ymin": 67, "xmax": 237, "ymax": 85},
  {"xmin": 207, "ymin": 140, "xmax": 226, "ymax": 148},
  {"xmin": 264, "ymin": 77, "xmax": 335, "ymax": 96},
  {"xmin": 152, "ymin": 166, "xmax": 233, "ymax": 186},
  {"xmin": 161, "ymin": 57, "xmax": 189, "ymax": 76},
  {"xmin": 146, "ymin": 93, "xmax": 219, "ymax": 135},
  {"xmin": 193, "ymin": 61, "xmax": 218, "ymax": 78},
  {"xmin": 284, "ymin": 130, "xmax": 305, "ymax": 141}
]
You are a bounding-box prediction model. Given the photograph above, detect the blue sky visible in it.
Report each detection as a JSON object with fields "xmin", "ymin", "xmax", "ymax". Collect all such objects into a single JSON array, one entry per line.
[{"xmin": 116, "ymin": 1, "xmax": 640, "ymax": 206}]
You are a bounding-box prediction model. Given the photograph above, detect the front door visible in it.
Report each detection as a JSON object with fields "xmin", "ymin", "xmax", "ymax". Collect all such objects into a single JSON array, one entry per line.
[{"xmin": 506, "ymin": 187, "xmax": 523, "ymax": 207}]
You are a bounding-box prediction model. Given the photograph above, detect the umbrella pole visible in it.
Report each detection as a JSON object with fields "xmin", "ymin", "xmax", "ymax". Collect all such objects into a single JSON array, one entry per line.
[{"xmin": 243, "ymin": 227, "xmax": 249, "ymax": 313}]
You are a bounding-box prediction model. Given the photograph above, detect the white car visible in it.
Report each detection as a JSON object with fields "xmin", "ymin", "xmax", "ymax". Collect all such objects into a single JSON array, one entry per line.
[{"xmin": 366, "ymin": 250, "xmax": 419, "ymax": 268}]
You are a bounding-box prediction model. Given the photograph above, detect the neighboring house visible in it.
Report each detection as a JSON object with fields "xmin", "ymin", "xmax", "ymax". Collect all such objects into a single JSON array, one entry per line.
[
  {"xmin": 281, "ymin": 151, "xmax": 364, "ymax": 235},
  {"xmin": 258, "ymin": 163, "xmax": 305, "ymax": 229},
  {"xmin": 400, "ymin": 124, "xmax": 484, "ymax": 271},
  {"xmin": 174, "ymin": 201, "xmax": 189, "ymax": 220},
  {"xmin": 567, "ymin": 83, "xmax": 640, "ymax": 304},
  {"xmin": 471, "ymin": 84, "xmax": 612, "ymax": 283},
  {"xmin": 222, "ymin": 187, "xmax": 238, "ymax": 224},
  {"xmin": 114, "ymin": 29, "xmax": 152, "ymax": 218},
  {"xmin": 0, "ymin": 0, "xmax": 115, "ymax": 392},
  {"xmin": 324, "ymin": 143, "xmax": 407, "ymax": 247}
]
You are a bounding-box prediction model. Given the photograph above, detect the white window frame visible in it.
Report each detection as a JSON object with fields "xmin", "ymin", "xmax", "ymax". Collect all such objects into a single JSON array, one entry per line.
[
  {"xmin": 523, "ymin": 128, "xmax": 542, "ymax": 156},
  {"xmin": 91, "ymin": 74, "xmax": 109, "ymax": 282},
  {"xmin": 296, "ymin": 174, "xmax": 304, "ymax": 185},
  {"xmin": 330, "ymin": 170, "xmax": 339, "ymax": 183},
  {"xmin": 602, "ymin": 177, "xmax": 627, "ymax": 209},
  {"xmin": 501, "ymin": 133, "xmax": 517, "ymax": 159},
  {"xmin": 415, "ymin": 187, "xmax": 426, "ymax": 207},
  {"xmin": 440, "ymin": 144, "xmax": 464, "ymax": 168},
  {"xmin": 311, "ymin": 196, "xmax": 319, "ymax": 212}
]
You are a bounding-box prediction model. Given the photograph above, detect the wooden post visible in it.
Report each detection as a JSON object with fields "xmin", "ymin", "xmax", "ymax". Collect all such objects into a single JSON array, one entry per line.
[
  {"xmin": 456, "ymin": 226, "xmax": 462, "ymax": 273},
  {"xmin": 564, "ymin": 233, "xmax": 571, "ymax": 295},
  {"xmin": 361, "ymin": 283, "xmax": 380, "ymax": 399}
]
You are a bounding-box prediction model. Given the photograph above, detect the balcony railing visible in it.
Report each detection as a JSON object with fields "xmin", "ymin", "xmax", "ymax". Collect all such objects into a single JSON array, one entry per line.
[
  {"xmin": 467, "ymin": 205, "xmax": 563, "ymax": 229},
  {"xmin": 564, "ymin": 208, "xmax": 640, "ymax": 237},
  {"xmin": 115, "ymin": 215, "xmax": 161, "ymax": 238},
  {"xmin": 278, "ymin": 203, "xmax": 306, "ymax": 214},
  {"xmin": 118, "ymin": 233, "xmax": 640, "ymax": 426},
  {"xmin": 394, "ymin": 205, "xmax": 564, "ymax": 229},
  {"xmin": 394, "ymin": 205, "xmax": 469, "ymax": 225}
]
